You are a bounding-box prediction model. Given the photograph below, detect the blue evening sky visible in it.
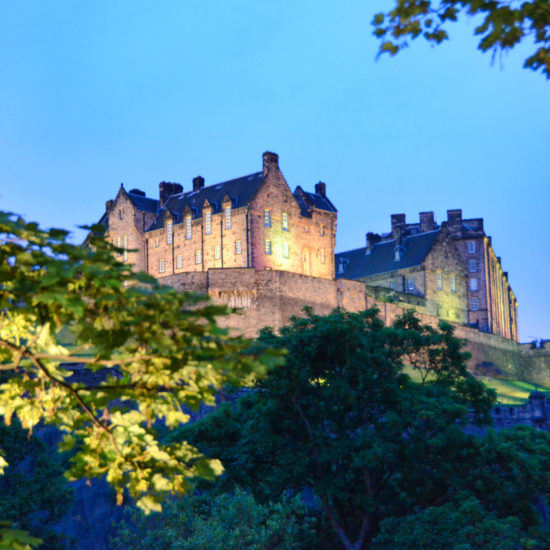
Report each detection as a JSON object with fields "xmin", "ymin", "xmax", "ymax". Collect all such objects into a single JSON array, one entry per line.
[{"xmin": 1, "ymin": 1, "xmax": 548, "ymax": 342}]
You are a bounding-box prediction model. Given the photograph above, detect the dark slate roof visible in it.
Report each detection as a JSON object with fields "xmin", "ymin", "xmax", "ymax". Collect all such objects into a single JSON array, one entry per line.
[
  {"xmin": 128, "ymin": 192, "xmax": 159, "ymax": 214},
  {"xmin": 149, "ymin": 172, "xmax": 265, "ymax": 231},
  {"xmin": 335, "ymin": 229, "xmax": 441, "ymax": 280},
  {"xmin": 293, "ymin": 186, "xmax": 337, "ymax": 217}
]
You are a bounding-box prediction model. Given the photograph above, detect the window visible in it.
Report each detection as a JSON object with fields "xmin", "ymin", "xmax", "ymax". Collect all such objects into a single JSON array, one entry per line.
[
  {"xmin": 195, "ymin": 250, "xmax": 201, "ymax": 264},
  {"xmin": 117, "ymin": 236, "xmax": 121, "ymax": 256},
  {"xmin": 176, "ymin": 254, "xmax": 183, "ymax": 269},
  {"xmin": 437, "ymin": 271, "xmax": 442, "ymax": 290},
  {"xmin": 225, "ymin": 206, "xmax": 231, "ymax": 229},
  {"xmin": 123, "ymin": 235, "xmax": 128, "ymax": 262},
  {"xmin": 468, "ymin": 260, "xmax": 477, "ymax": 272},
  {"xmin": 155, "ymin": 238, "xmax": 159, "ymax": 248},
  {"xmin": 450, "ymin": 274, "xmax": 456, "ymax": 293},
  {"xmin": 166, "ymin": 221, "xmax": 173, "ymax": 244},
  {"xmin": 149, "ymin": 240, "xmax": 153, "ymax": 249},
  {"xmin": 235, "ymin": 240, "xmax": 242, "ymax": 255},
  {"xmin": 320, "ymin": 225, "xmax": 325, "ymax": 236},
  {"xmin": 159, "ymin": 259, "xmax": 165, "ymax": 273},
  {"xmin": 118, "ymin": 209, "xmax": 123, "ymax": 220},
  {"xmin": 205, "ymin": 211, "xmax": 212, "ymax": 234},
  {"xmin": 390, "ymin": 281, "xmax": 397, "ymax": 291},
  {"xmin": 264, "ymin": 209, "xmax": 271, "ymax": 228},
  {"xmin": 265, "ymin": 240, "xmax": 272, "ymax": 255},
  {"xmin": 282, "ymin": 212, "xmax": 289, "ymax": 231},
  {"xmin": 470, "ymin": 278, "xmax": 478, "ymax": 291},
  {"xmin": 320, "ymin": 248, "xmax": 325, "ymax": 264},
  {"xmin": 185, "ymin": 217, "xmax": 192, "ymax": 240},
  {"xmin": 468, "ymin": 241, "xmax": 476, "ymax": 254},
  {"xmin": 407, "ymin": 278, "xmax": 415, "ymax": 291},
  {"xmin": 214, "ymin": 245, "xmax": 221, "ymax": 260},
  {"xmin": 471, "ymin": 297, "xmax": 479, "ymax": 311},
  {"xmin": 283, "ymin": 242, "xmax": 289, "ymax": 258}
]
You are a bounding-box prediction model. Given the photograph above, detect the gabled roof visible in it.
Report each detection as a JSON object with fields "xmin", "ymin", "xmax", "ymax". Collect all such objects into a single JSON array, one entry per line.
[
  {"xmin": 149, "ymin": 172, "xmax": 264, "ymax": 230},
  {"xmin": 128, "ymin": 192, "xmax": 159, "ymax": 214},
  {"xmin": 293, "ymin": 186, "xmax": 337, "ymax": 217},
  {"xmin": 335, "ymin": 229, "xmax": 441, "ymax": 280}
]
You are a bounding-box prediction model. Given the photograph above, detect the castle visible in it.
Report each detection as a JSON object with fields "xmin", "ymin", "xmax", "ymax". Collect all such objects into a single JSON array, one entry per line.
[{"xmin": 97, "ymin": 151, "xmax": 550, "ymax": 386}]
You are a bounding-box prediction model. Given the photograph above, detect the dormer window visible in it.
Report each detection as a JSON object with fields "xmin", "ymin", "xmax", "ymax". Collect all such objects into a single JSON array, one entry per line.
[
  {"xmin": 185, "ymin": 216, "xmax": 192, "ymax": 240},
  {"xmin": 225, "ymin": 206, "xmax": 231, "ymax": 229},
  {"xmin": 166, "ymin": 221, "xmax": 173, "ymax": 244},
  {"xmin": 205, "ymin": 211, "xmax": 212, "ymax": 234}
]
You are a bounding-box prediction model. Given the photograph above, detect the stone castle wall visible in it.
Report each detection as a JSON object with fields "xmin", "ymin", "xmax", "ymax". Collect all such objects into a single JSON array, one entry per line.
[{"xmin": 159, "ymin": 268, "xmax": 550, "ymax": 386}]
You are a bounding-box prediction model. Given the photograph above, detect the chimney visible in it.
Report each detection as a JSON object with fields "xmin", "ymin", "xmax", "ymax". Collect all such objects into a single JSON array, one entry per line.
[
  {"xmin": 105, "ymin": 200, "xmax": 114, "ymax": 213},
  {"xmin": 315, "ymin": 181, "xmax": 326, "ymax": 197},
  {"xmin": 391, "ymin": 213, "xmax": 406, "ymax": 241},
  {"xmin": 365, "ymin": 232, "xmax": 381, "ymax": 255},
  {"xmin": 159, "ymin": 181, "xmax": 183, "ymax": 208},
  {"xmin": 193, "ymin": 176, "xmax": 205, "ymax": 192},
  {"xmin": 262, "ymin": 151, "xmax": 279, "ymax": 174},
  {"xmin": 446, "ymin": 209, "xmax": 462, "ymax": 236},
  {"xmin": 419, "ymin": 211, "xmax": 434, "ymax": 233},
  {"xmin": 129, "ymin": 188, "xmax": 146, "ymax": 196}
]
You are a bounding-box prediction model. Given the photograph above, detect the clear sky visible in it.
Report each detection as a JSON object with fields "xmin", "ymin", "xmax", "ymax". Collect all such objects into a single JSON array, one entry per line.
[{"xmin": 1, "ymin": 1, "xmax": 548, "ymax": 342}]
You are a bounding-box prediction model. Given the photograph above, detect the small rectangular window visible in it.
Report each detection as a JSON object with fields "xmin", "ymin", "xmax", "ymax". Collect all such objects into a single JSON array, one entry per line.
[
  {"xmin": 123, "ymin": 235, "xmax": 128, "ymax": 262},
  {"xmin": 264, "ymin": 209, "xmax": 271, "ymax": 228},
  {"xmin": 225, "ymin": 206, "xmax": 231, "ymax": 229},
  {"xmin": 282, "ymin": 212, "xmax": 289, "ymax": 231},
  {"xmin": 469, "ymin": 260, "xmax": 477, "ymax": 272},
  {"xmin": 407, "ymin": 278, "xmax": 415, "ymax": 291},
  {"xmin": 117, "ymin": 236, "xmax": 121, "ymax": 257},
  {"xmin": 265, "ymin": 240, "xmax": 272, "ymax": 255},
  {"xmin": 118, "ymin": 209, "xmax": 123, "ymax": 220},
  {"xmin": 205, "ymin": 211, "xmax": 212, "ymax": 234},
  {"xmin": 320, "ymin": 225, "xmax": 325, "ymax": 236},
  {"xmin": 283, "ymin": 242, "xmax": 289, "ymax": 258},
  {"xmin": 470, "ymin": 278, "xmax": 478, "ymax": 291},
  {"xmin": 235, "ymin": 240, "xmax": 242, "ymax": 255},
  {"xmin": 185, "ymin": 217, "xmax": 192, "ymax": 240},
  {"xmin": 390, "ymin": 281, "xmax": 397, "ymax": 290},
  {"xmin": 471, "ymin": 297, "xmax": 479, "ymax": 311},
  {"xmin": 195, "ymin": 250, "xmax": 201, "ymax": 264},
  {"xmin": 437, "ymin": 272, "xmax": 442, "ymax": 290},
  {"xmin": 159, "ymin": 259, "xmax": 165, "ymax": 273},
  {"xmin": 468, "ymin": 241, "xmax": 476, "ymax": 254},
  {"xmin": 214, "ymin": 245, "xmax": 220, "ymax": 259},
  {"xmin": 167, "ymin": 221, "xmax": 173, "ymax": 244},
  {"xmin": 450, "ymin": 274, "xmax": 456, "ymax": 293},
  {"xmin": 320, "ymin": 249, "xmax": 325, "ymax": 264},
  {"xmin": 176, "ymin": 255, "xmax": 183, "ymax": 269}
]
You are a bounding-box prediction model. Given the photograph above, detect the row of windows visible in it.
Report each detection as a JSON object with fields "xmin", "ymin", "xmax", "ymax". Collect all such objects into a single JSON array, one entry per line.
[
  {"xmin": 158, "ymin": 240, "xmax": 245, "ymax": 272},
  {"xmin": 436, "ymin": 272, "xmax": 457, "ymax": 293},
  {"xmin": 164, "ymin": 207, "xmax": 233, "ymax": 245},
  {"xmin": 264, "ymin": 240, "xmax": 326, "ymax": 263},
  {"xmin": 264, "ymin": 210, "xmax": 289, "ymax": 231}
]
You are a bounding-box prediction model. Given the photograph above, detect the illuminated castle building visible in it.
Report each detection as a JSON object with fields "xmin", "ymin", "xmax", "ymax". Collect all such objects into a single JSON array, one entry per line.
[{"xmin": 99, "ymin": 151, "xmax": 517, "ymax": 342}]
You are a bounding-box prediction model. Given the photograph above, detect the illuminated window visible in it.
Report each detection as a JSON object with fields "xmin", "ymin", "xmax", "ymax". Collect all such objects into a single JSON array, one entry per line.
[
  {"xmin": 225, "ymin": 206, "xmax": 231, "ymax": 229},
  {"xmin": 185, "ymin": 217, "xmax": 192, "ymax": 240},
  {"xmin": 195, "ymin": 250, "xmax": 201, "ymax": 264},
  {"xmin": 176, "ymin": 254, "xmax": 183, "ymax": 269},
  {"xmin": 235, "ymin": 240, "xmax": 242, "ymax": 255},
  {"xmin": 437, "ymin": 272, "xmax": 442, "ymax": 290},
  {"xmin": 117, "ymin": 236, "xmax": 121, "ymax": 256},
  {"xmin": 159, "ymin": 259, "xmax": 165, "ymax": 273},
  {"xmin": 407, "ymin": 278, "xmax": 415, "ymax": 291},
  {"xmin": 283, "ymin": 242, "xmax": 289, "ymax": 258},
  {"xmin": 264, "ymin": 209, "xmax": 271, "ymax": 228},
  {"xmin": 282, "ymin": 212, "xmax": 289, "ymax": 231},
  {"xmin": 205, "ymin": 211, "xmax": 212, "ymax": 234},
  {"xmin": 155, "ymin": 238, "xmax": 159, "ymax": 248},
  {"xmin": 450, "ymin": 274, "xmax": 456, "ymax": 293},
  {"xmin": 468, "ymin": 241, "xmax": 476, "ymax": 254},
  {"xmin": 265, "ymin": 240, "xmax": 272, "ymax": 255},
  {"xmin": 166, "ymin": 221, "xmax": 173, "ymax": 244},
  {"xmin": 123, "ymin": 235, "xmax": 128, "ymax": 262},
  {"xmin": 471, "ymin": 297, "xmax": 479, "ymax": 311},
  {"xmin": 320, "ymin": 249, "xmax": 325, "ymax": 264},
  {"xmin": 214, "ymin": 245, "xmax": 221, "ymax": 259},
  {"xmin": 469, "ymin": 260, "xmax": 477, "ymax": 272},
  {"xmin": 470, "ymin": 278, "xmax": 478, "ymax": 291},
  {"xmin": 320, "ymin": 225, "xmax": 325, "ymax": 236}
]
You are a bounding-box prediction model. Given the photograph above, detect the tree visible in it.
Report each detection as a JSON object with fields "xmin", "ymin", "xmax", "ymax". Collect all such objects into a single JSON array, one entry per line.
[
  {"xmin": 373, "ymin": 0, "xmax": 550, "ymax": 78},
  {"xmin": 0, "ymin": 210, "xmax": 279, "ymax": 522},
  {"xmin": 182, "ymin": 308, "xmax": 550, "ymax": 550},
  {"xmin": 110, "ymin": 488, "xmax": 315, "ymax": 550}
]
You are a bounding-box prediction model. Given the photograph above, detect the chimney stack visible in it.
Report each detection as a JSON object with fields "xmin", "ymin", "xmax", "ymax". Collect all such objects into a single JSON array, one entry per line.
[
  {"xmin": 315, "ymin": 181, "xmax": 327, "ymax": 197},
  {"xmin": 159, "ymin": 181, "xmax": 183, "ymax": 208},
  {"xmin": 391, "ymin": 213, "xmax": 406, "ymax": 241},
  {"xmin": 262, "ymin": 151, "xmax": 279, "ymax": 174},
  {"xmin": 446, "ymin": 209, "xmax": 462, "ymax": 236},
  {"xmin": 419, "ymin": 211, "xmax": 434, "ymax": 233},
  {"xmin": 193, "ymin": 176, "xmax": 205, "ymax": 192},
  {"xmin": 365, "ymin": 232, "xmax": 381, "ymax": 255},
  {"xmin": 105, "ymin": 200, "xmax": 114, "ymax": 213}
]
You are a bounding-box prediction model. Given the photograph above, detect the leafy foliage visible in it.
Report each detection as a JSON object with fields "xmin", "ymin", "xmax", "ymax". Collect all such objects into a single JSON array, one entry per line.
[
  {"xmin": 373, "ymin": 0, "xmax": 550, "ymax": 78},
  {"xmin": 110, "ymin": 488, "xmax": 314, "ymax": 550},
  {"xmin": 0, "ymin": 211, "xmax": 279, "ymax": 514},
  {"xmin": 182, "ymin": 308, "xmax": 549, "ymax": 550}
]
